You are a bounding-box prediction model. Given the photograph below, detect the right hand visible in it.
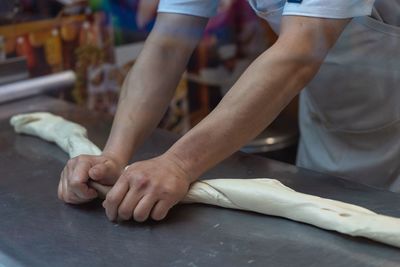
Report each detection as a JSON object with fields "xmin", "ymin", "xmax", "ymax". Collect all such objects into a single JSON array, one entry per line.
[{"xmin": 58, "ymin": 154, "xmax": 123, "ymax": 204}]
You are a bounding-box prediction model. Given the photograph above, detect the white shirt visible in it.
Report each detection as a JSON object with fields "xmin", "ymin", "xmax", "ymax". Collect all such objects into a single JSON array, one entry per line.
[{"xmin": 158, "ymin": 0, "xmax": 375, "ymax": 32}]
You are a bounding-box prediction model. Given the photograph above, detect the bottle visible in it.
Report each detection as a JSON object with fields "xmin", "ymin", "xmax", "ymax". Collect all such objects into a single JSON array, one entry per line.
[{"xmin": 45, "ymin": 29, "xmax": 63, "ymax": 73}]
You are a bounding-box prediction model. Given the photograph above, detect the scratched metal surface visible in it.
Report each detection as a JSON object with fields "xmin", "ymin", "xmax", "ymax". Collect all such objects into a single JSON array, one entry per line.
[{"xmin": 0, "ymin": 96, "xmax": 400, "ymax": 267}]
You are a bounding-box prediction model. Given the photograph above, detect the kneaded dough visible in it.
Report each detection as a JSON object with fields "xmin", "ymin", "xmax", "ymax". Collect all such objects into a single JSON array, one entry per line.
[
  {"xmin": 11, "ymin": 112, "xmax": 101, "ymax": 158},
  {"xmin": 11, "ymin": 112, "xmax": 400, "ymax": 248}
]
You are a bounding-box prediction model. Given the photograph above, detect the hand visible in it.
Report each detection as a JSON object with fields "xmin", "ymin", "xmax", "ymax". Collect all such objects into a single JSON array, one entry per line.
[
  {"xmin": 102, "ymin": 154, "xmax": 191, "ymax": 222},
  {"xmin": 58, "ymin": 154, "xmax": 123, "ymax": 204}
]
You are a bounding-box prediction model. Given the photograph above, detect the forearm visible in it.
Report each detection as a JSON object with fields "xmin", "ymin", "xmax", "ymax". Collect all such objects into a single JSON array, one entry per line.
[
  {"xmin": 165, "ymin": 45, "xmax": 314, "ymax": 180},
  {"xmin": 165, "ymin": 16, "xmax": 350, "ymax": 181},
  {"xmin": 103, "ymin": 38, "xmax": 186, "ymax": 165},
  {"xmin": 103, "ymin": 13, "xmax": 207, "ymax": 165}
]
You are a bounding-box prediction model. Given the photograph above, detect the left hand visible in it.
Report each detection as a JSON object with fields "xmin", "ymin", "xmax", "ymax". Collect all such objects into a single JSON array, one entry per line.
[
  {"xmin": 102, "ymin": 154, "xmax": 192, "ymax": 222},
  {"xmin": 58, "ymin": 154, "xmax": 123, "ymax": 204}
]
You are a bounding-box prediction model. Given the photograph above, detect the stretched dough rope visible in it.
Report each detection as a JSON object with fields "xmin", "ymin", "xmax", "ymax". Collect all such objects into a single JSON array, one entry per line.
[
  {"xmin": 10, "ymin": 112, "xmax": 400, "ymax": 248},
  {"xmin": 10, "ymin": 112, "xmax": 102, "ymax": 158}
]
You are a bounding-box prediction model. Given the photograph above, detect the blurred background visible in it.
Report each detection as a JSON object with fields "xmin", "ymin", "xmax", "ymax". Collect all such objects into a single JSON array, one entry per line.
[{"xmin": 0, "ymin": 0, "xmax": 299, "ymax": 163}]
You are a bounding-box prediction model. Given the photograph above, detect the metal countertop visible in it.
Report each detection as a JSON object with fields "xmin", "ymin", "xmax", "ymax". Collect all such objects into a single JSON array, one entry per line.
[{"xmin": 0, "ymin": 96, "xmax": 399, "ymax": 267}]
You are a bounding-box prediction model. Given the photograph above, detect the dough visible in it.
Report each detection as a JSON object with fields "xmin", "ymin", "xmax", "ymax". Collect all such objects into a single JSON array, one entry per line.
[
  {"xmin": 10, "ymin": 112, "xmax": 102, "ymax": 158},
  {"xmin": 11, "ymin": 112, "xmax": 400, "ymax": 248}
]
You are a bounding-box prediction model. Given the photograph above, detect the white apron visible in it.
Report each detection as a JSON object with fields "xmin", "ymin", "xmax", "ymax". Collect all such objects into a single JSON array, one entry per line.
[{"xmin": 248, "ymin": 0, "xmax": 400, "ymax": 192}]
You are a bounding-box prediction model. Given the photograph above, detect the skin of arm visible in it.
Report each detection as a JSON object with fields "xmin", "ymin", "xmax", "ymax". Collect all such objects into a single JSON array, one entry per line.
[
  {"xmin": 58, "ymin": 13, "xmax": 208, "ymax": 204},
  {"xmin": 164, "ymin": 16, "xmax": 350, "ymax": 180},
  {"xmin": 103, "ymin": 13, "xmax": 209, "ymax": 166},
  {"xmin": 103, "ymin": 15, "xmax": 350, "ymax": 222}
]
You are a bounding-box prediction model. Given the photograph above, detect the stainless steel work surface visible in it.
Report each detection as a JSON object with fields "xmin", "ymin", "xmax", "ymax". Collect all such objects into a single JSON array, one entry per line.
[{"xmin": 0, "ymin": 96, "xmax": 399, "ymax": 267}]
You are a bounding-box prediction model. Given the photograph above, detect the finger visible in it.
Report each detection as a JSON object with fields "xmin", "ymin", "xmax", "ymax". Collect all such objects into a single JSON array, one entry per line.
[
  {"xmin": 59, "ymin": 162, "xmax": 74, "ymax": 201},
  {"xmin": 63, "ymin": 172, "xmax": 75, "ymax": 203},
  {"xmin": 133, "ymin": 195, "xmax": 158, "ymax": 222},
  {"xmin": 58, "ymin": 170, "xmax": 65, "ymax": 200},
  {"xmin": 103, "ymin": 180, "xmax": 129, "ymax": 221},
  {"xmin": 63, "ymin": 167, "xmax": 85, "ymax": 204},
  {"xmin": 88, "ymin": 180, "xmax": 112, "ymax": 199},
  {"xmin": 117, "ymin": 189, "xmax": 143, "ymax": 220},
  {"xmin": 69, "ymin": 160, "xmax": 98, "ymax": 200},
  {"xmin": 151, "ymin": 200, "xmax": 175, "ymax": 221},
  {"xmin": 89, "ymin": 160, "xmax": 121, "ymax": 184}
]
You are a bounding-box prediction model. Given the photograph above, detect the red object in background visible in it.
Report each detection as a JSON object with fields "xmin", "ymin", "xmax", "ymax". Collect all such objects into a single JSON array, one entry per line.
[{"xmin": 15, "ymin": 35, "xmax": 35, "ymax": 69}]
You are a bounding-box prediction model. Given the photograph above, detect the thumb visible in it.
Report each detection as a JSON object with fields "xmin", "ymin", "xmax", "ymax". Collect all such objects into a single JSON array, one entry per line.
[{"xmin": 89, "ymin": 160, "xmax": 121, "ymax": 185}]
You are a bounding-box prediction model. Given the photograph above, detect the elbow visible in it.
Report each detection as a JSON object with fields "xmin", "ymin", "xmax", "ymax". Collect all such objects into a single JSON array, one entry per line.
[
  {"xmin": 294, "ymin": 57, "xmax": 323, "ymax": 88},
  {"xmin": 267, "ymin": 41, "xmax": 324, "ymax": 92}
]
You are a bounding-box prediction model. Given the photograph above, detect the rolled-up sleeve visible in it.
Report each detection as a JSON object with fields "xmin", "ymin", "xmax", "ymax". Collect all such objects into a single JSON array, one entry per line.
[
  {"xmin": 283, "ymin": 0, "xmax": 375, "ymax": 18},
  {"xmin": 158, "ymin": 0, "xmax": 220, "ymax": 18}
]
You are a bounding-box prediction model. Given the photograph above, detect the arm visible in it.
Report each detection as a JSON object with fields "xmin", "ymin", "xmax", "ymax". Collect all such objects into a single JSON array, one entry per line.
[
  {"xmin": 103, "ymin": 16, "xmax": 350, "ymax": 221},
  {"xmin": 164, "ymin": 16, "xmax": 350, "ymax": 180},
  {"xmin": 103, "ymin": 13, "xmax": 208, "ymax": 166},
  {"xmin": 58, "ymin": 13, "xmax": 208, "ymax": 204}
]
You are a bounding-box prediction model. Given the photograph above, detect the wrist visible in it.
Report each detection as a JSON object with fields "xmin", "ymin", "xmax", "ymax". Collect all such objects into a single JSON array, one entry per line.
[
  {"xmin": 103, "ymin": 132, "xmax": 139, "ymax": 166},
  {"xmin": 162, "ymin": 149, "xmax": 201, "ymax": 183}
]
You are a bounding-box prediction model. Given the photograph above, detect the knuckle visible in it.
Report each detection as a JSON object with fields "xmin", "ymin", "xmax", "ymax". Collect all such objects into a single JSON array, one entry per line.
[
  {"xmin": 69, "ymin": 178, "xmax": 81, "ymax": 188},
  {"xmin": 149, "ymin": 182, "xmax": 178, "ymax": 199},
  {"xmin": 164, "ymin": 183, "xmax": 176, "ymax": 193},
  {"xmin": 67, "ymin": 158, "xmax": 76, "ymax": 165},
  {"xmin": 159, "ymin": 184, "xmax": 175, "ymax": 197},
  {"xmin": 103, "ymin": 157, "xmax": 114, "ymax": 166},
  {"xmin": 149, "ymin": 180, "xmax": 161, "ymax": 191},
  {"xmin": 133, "ymin": 174, "xmax": 149, "ymax": 188},
  {"xmin": 75, "ymin": 155, "xmax": 86, "ymax": 161},
  {"xmin": 106, "ymin": 195, "xmax": 117, "ymax": 204},
  {"xmin": 102, "ymin": 200, "xmax": 110, "ymax": 210},
  {"xmin": 119, "ymin": 173, "xmax": 129, "ymax": 182},
  {"xmin": 100, "ymin": 163, "xmax": 109, "ymax": 171}
]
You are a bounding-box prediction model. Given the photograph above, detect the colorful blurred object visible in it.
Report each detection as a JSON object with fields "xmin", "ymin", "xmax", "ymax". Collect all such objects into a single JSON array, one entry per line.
[
  {"xmin": 84, "ymin": 0, "xmax": 271, "ymax": 130},
  {"xmin": 0, "ymin": 0, "xmax": 273, "ymax": 134},
  {"xmin": 0, "ymin": 2, "xmax": 116, "ymax": 109},
  {"xmin": 90, "ymin": 0, "xmax": 156, "ymax": 45}
]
